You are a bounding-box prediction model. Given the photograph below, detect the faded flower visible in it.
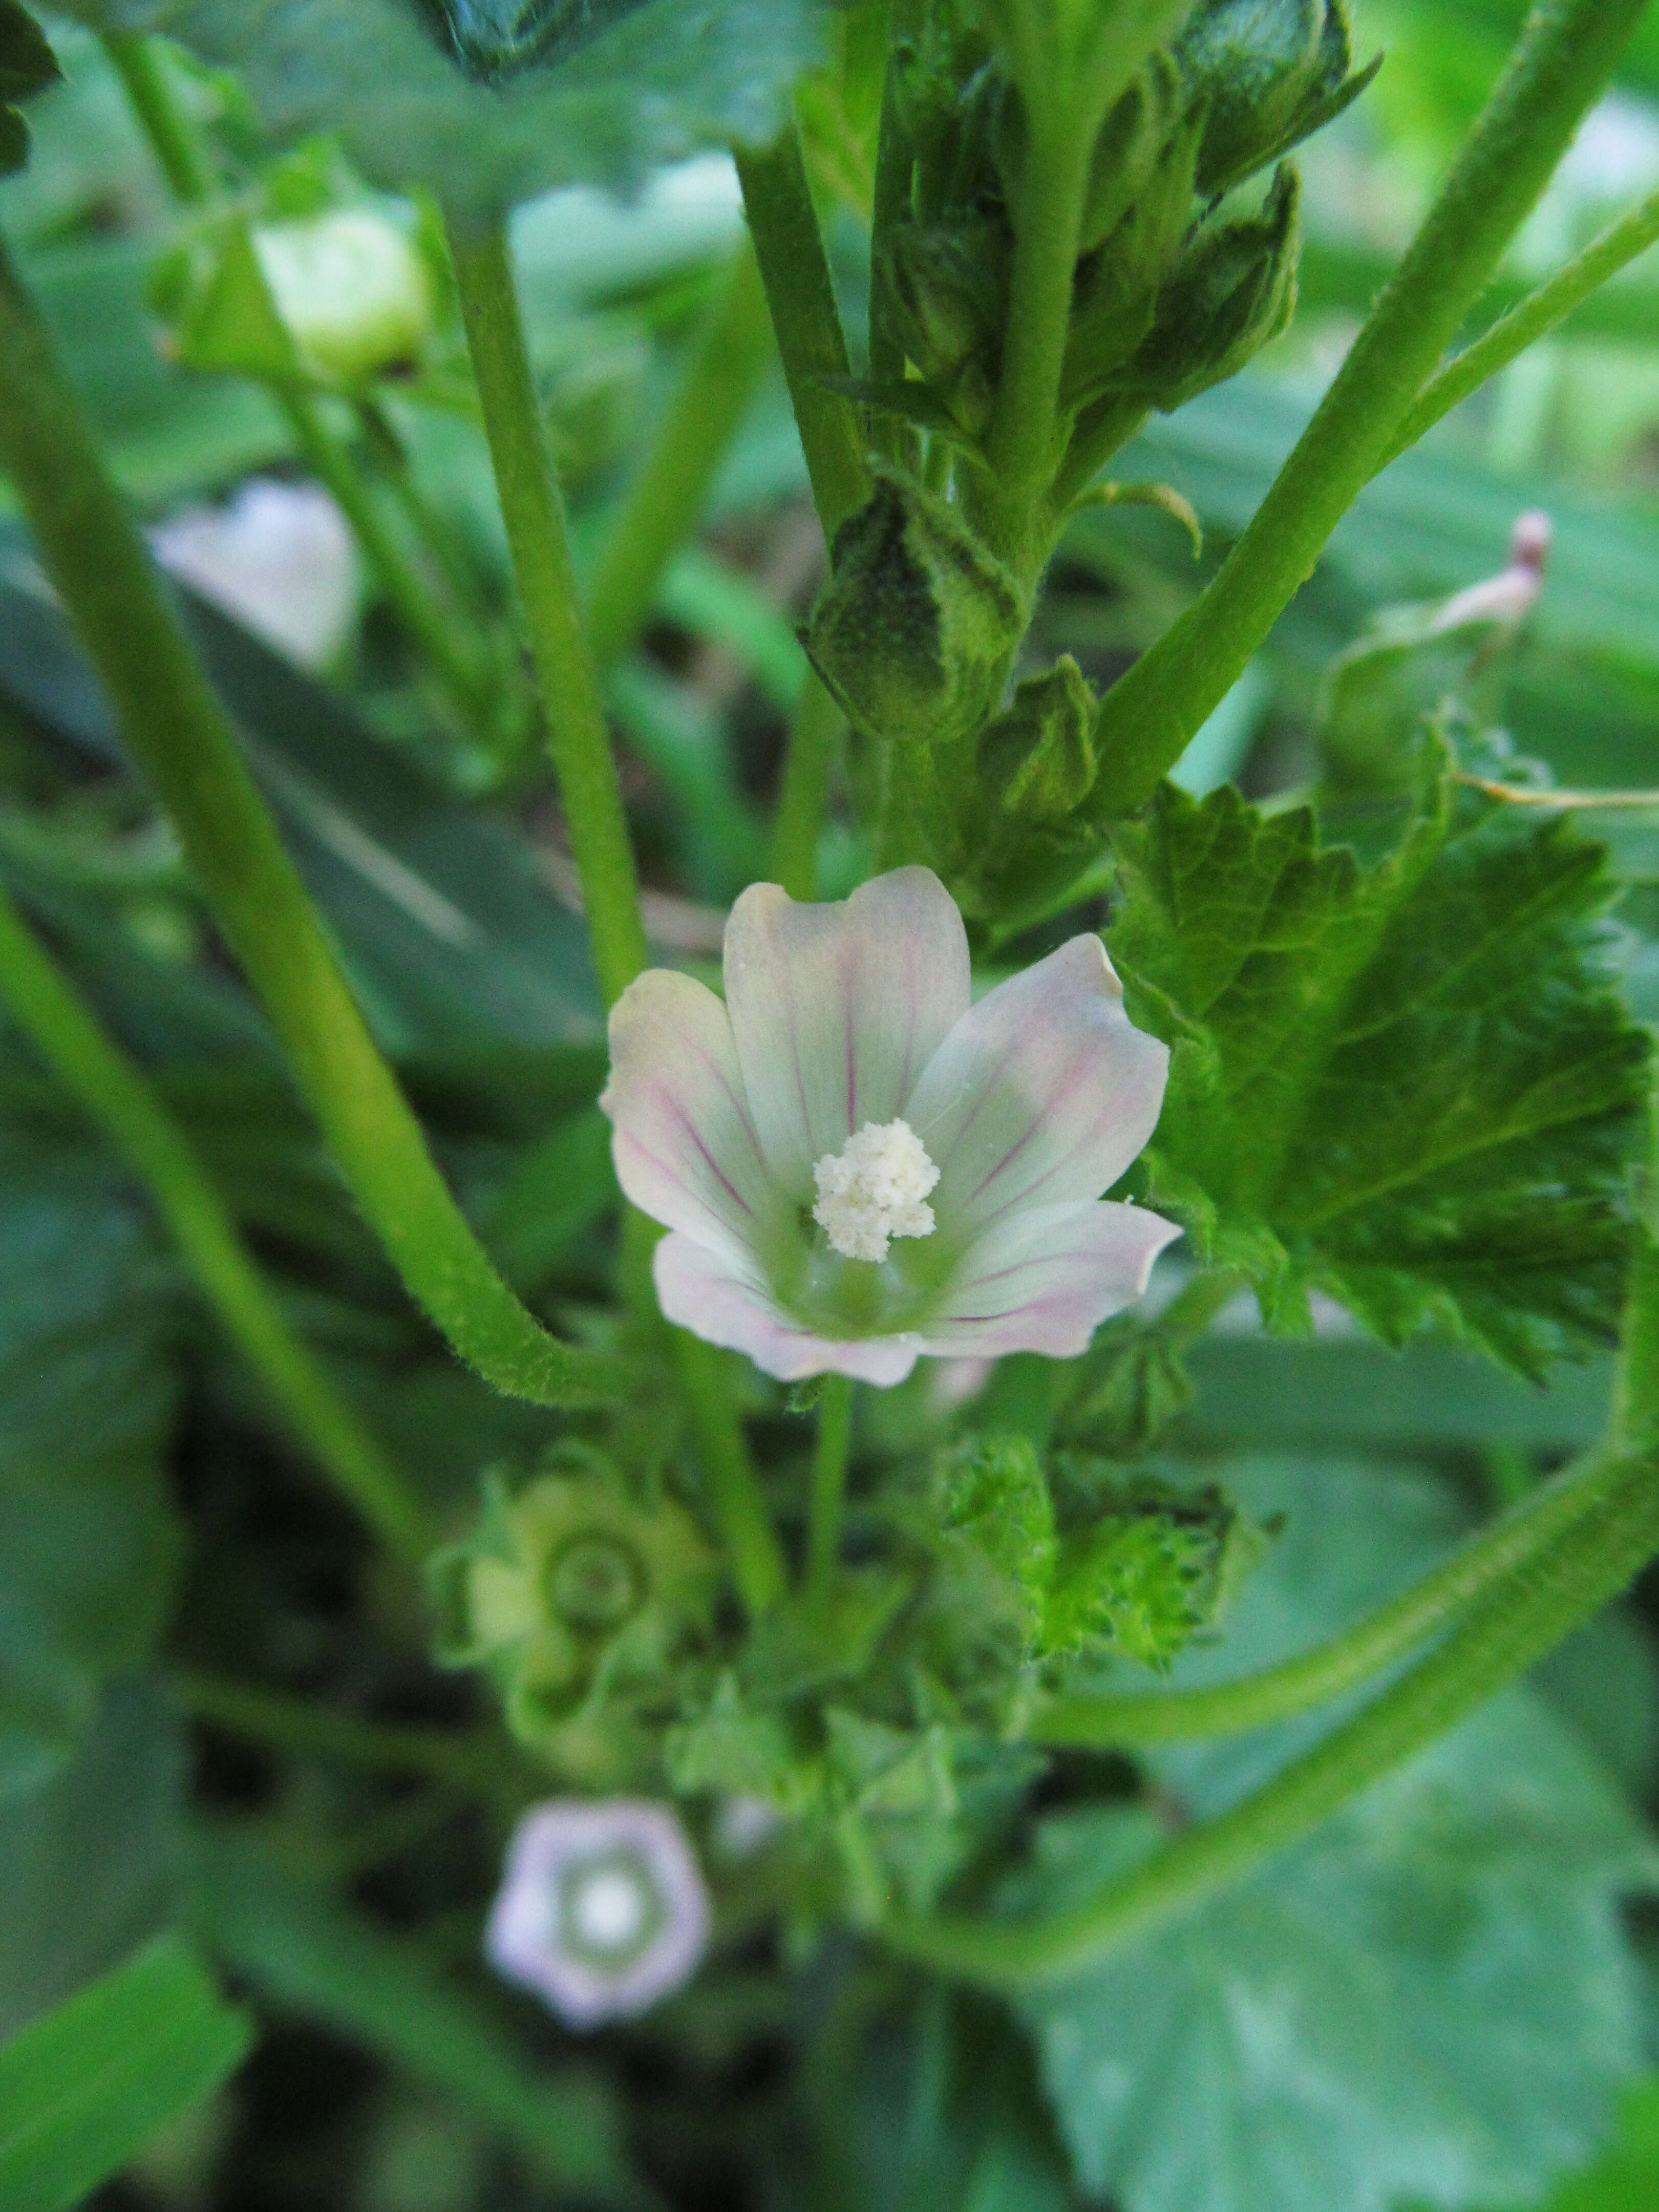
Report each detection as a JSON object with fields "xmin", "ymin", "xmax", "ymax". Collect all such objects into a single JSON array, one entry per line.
[
  {"xmin": 600, "ymin": 867, "xmax": 1177, "ymax": 1385},
  {"xmin": 485, "ymin": 1798, "xmax": 711, "ymax": 2029}
]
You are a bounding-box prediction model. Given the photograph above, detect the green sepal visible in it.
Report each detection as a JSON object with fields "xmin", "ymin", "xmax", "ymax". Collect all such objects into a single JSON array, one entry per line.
[
  {"xmin": 665, "ymin": 1671, "xmax": 819, "ymax": 1812},
  {"xmin": 1040, "ymin": 1469, "xmax": 1264, "ymax": 1670},
  {"xmin": 825, "ymin": 1708, "xmax": 956, "ymax": 1819},
  {"xmin": 1176, "ymin": 0, "xmax": 1376, "ymax": 199},
  {"xmin": 1055, "ymin": 1316, "xmax": 1196, "ymax": 1458},
  {"xmin": 1124, "ymin": 161, "xmax": 1301, "ymax": 412},
  {"xmin": 806, "ymin": 462, "xmax": 1028, "ymax": 752},
  {"xmin": 741, "ymin": 1565, "xmax": 913, "ymax": 1704},
  {"xmin": 0, "ymin": 0, "xmax": 59, "ymax": 178}
]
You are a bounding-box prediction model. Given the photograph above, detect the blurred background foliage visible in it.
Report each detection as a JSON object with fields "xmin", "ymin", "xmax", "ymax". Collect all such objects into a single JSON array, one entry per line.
[{"xmin": 3, "ymin": 3, "xmax": 1659, "ymax": 2209}]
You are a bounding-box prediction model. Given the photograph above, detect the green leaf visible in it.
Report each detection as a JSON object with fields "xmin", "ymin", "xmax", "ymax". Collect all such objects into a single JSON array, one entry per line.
[
  {"xmin": 57, "ymin": 0, "xmax": 825, "ymax": 224},
  {"xmin": 189, "ymin": 1829, "xmax": 644, "ymax": 2202},
  {"xmin": 0, "ymin": 1682, "xmax": 184, "ymax": 2043},
  {"xmin": 1013, "ymin": 1460, "xmax": 1659, "ymax": 2212},
  {"xmin": 0, "ymin": 1134, "xmax": 181, "ymax": 1799},
  {"xmin": 1041, "ymin": 1471, "xmax": 1261, "ymax": 1670},
  {"xmin": 0, "ymin": 1933, "xmax": 251, "ymax": 2212},
  {"xmin": 1490, "ymin": 2077, "xmax": 1659, "ymax": 2212},
  {"xmin": 1108, "ymin": 770, "xmax": 1652, "ymax": 1373}
]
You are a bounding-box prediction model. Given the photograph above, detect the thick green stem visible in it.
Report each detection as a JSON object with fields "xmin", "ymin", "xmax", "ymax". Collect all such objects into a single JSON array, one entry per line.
[
  {"xmin": 100, "ymin": 31, "xmax": 215, "ymax": 204},
  {"xmin": 279, "ymin": 390, "xmax": 487, "ymax": 719},
  {"xmin": 0, "ymin": 231, "xmax": 619, "ymax": 1410},
  {"xmin": 1032, "ymin": 1441, "xmax": 1632, "ymax": 1748},
  {"xmin": 887, "ymin": 1443, "xmax": 1659, "ymax": 1987},
  {"xmin": 1088, "ymin": 0, "xmax": 1650, "ymax": 821},
  {"xmin": 0, "ymin": 877, "xmax": 430, "ymax": 1559},
  {"xmin": 769, "ymin": 674, "xmax": 843, "ymax": 899},
  {"xmin": 673, "ymin": 1333, "xmax": 788, "ymax": 1617},
  {"xmin": 806, "ymin": 1374, "xmax": 855, "ymax": 1594},
  {"xmin": 447, "ymin": 221, "xmax": 649, "ymax": 1007},
  {"xmin": 1380, "ymin": 183, "xmax": 1659, "ymax": 470},
  {"xmin": 586, "ymin": 242, "xmax": 774, "ymax": 671},
  {"xmin": 734, "ymin": 123, "xmax": 870, "ymax": 539}
]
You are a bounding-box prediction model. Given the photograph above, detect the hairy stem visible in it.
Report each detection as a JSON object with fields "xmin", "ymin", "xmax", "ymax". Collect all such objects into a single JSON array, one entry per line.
[
  {"xmin": 887, "ymin": 1443, "xmax": 1659, "ymax": 1986},
  {"xmin": 1032, "ymin": 1441, "xmax": 1633, "ymax": 1747},
  {"xmin": 100, "ymin": 31, "xmax": 215, "ymax": 204},
  {"xmin": 446, "ymin": 220, "xmax": 649, "ymax": 1008},
  {"xmin": 0, "ymin": 877, "xmax": 430, "ymax": 1559},
  {"xmin": 585, "ymin": 242, "xmax": 774, "ymax": 671},
  {"xmin": 1088, "ymin": 0, "xmax": 1650, "ymax": 820},
  {"xmin": 0, "ymin": 231, "xmax": 621, "ymax": 1410},
  {"xmin": 867, "ymin": 20, "xmax": 920, "ymax": 472},
  {"xmin": 734, "ymin": 121, "xmax": 870, "ymax": 539},
  {"xmin": 1380, "ymin": 182, "xmax": 1659, "ymax": 470},
  {"xmin": 673, "ymin": 1333, "xmax": 788, "ymax": 1617},
  {"xmin": 769, "ymin": 674, "xmax": 844, "ymax": 899},
  {"xmin": 806, "ymin": 1374, "xmax": 856, "ymax": 1594}
]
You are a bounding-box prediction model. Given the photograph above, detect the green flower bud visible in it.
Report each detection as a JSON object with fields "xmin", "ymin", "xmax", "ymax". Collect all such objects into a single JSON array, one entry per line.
[
  {"xmin": 1177, "ymin": 0, "xmax": 1375, "ymax": 199},
  {"xmin": 806, "ymin": 465, "xmax": 1028, "ymax": 752},
  {"xmin": 253, "ymin": 209, "xmax": 434, "ymax": 382},
  {"xmin": 429, "ymin": 1464, "xmax": 713, "ymax": 1753},
  {"xmin": 1078, "ymin": 51, "xmax": 1186, "ymax": 252},
  {"xmin": 882, "ymin": 219, "xmax": 1008, "ymax": 400},
  {"xmin": 976, "ymin": 655, "xmax": 1098, "ymax": 822},
  {"xmin": 1125, "ymin": 162, "xmax": 1300, "ymax": 412}
]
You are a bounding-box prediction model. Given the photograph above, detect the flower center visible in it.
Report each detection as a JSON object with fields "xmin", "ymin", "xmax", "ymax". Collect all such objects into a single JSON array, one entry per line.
[
  {"xmin": 812, "ymin": 1119, "xmax": 941, "ymax": 1264},
  {"xmin": 556, "ymin": 1849, "xmax": 666, "ymax": 1969},
  {"xmin": 547, "ymin": 1535, "xmax": 644, "ymax": 1633}
]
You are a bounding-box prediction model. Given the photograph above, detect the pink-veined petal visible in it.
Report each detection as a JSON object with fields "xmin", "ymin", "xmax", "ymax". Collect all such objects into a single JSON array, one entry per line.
[
  {"xmin": 918, "ymin": 1200, "xmax": 1181, "ymax": 1359},
  {"xmin": 600, "ymin": 969, "xmax": 773, "ymax": 1262},
  {"xmin": 904, "ymin": 935, "xmax": 1169, "ymax": 1234},
  {"xmin": 653, "ymin": 1232, "xmax": 925, "ymax": 1386},
  {"xmin": 724, "ymin": 868, "xmax": 971, "ymax": 1196}
]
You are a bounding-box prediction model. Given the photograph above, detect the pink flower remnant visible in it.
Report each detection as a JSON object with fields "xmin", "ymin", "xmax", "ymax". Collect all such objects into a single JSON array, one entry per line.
[
  {"xmin": 600, "ymin": 866, "xmax": 1178, "ymax": 1385},
  {"xmin": 485, "ymin": 1799, "xmax": 711, "ymax": 2029}
]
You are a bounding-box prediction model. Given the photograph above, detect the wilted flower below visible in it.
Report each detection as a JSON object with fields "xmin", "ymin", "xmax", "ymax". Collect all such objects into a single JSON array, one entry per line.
[
  {"xmin": 600, "ymin": 866, "xmax": 1177, "ymax": 1385},
  {"xmin": 485, "ymin": 1799, "xmax": 711, "ymax": 2029}
]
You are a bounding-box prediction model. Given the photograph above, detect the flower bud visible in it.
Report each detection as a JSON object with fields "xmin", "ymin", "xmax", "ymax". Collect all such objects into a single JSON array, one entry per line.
[
  {"xmin": 1125, "ymin": 162, "xmax": 1300, "ymax": 412},
  {"xmin": 252, "ymin": 209, "xmax": 434, "ymax": 382},
  {"xmin": 882, "ymin": 219, "xmax": 1009, "ymax": 433},
  {"xmin": 976, "ymin": 655, "xmax": 1098, "ymax": 822},
  {"xmin": 1177, "ymin": 0, "xmax": 1375, "ymax": 199},
  {"xmin": 806, "ymin": 465, "xmax": 1028, "ymax": 753}
]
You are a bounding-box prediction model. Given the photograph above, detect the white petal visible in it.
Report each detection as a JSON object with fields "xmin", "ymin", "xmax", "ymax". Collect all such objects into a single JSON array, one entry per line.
[
  {"xmin": 723, "ymin": 868, "xmax": 971, "ymax": 1196},
  {"xmin": 600, "ymin": 969, "xmax": 774, "ymax": 1263},
  {"xmin": 904, "ymin": 935, "xmax": 1169, "ymax": 1235},
  {"xmin": 918, "ymin": 1200, "xmax": 1181, "ymax": 1359},
  {"xmin": 654, "ymin": 1232, "xmax": 924, "ymax": 1386}
]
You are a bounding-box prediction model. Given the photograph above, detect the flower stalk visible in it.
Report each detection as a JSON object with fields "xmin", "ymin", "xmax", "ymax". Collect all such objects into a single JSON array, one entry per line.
[{"xmin": 806, "ymin": 1373, "xmax": 855, "ymax": 1594}]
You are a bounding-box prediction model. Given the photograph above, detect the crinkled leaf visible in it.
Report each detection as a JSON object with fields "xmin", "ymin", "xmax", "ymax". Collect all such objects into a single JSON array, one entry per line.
[
  {"xmin": 56, "ymin": 0, "xmax": 826, "ymax": 224},
  {"xmin": 0, "ymin": 1134, "xmax": 181, "ymax": 1800},
  {"xmin": 1108, "ymin": 770, "xmax": 1651, "ymax": 1373},
  {"xmin": 1041, "ymin": 1472, "xmax": 1261, "ymax": 1671},
  {"xmin": 1014, "ymin": 1459, "xmax": 1659, "ymax": 2212}
]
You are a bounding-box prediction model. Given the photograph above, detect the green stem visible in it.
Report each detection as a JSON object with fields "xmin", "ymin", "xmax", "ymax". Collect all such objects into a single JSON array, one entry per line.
[
  {"xmin": 734, "ymin": 122, "xmax": 870, "ymax": 539},
  {"xmin": 887, "ymin": 1443, "xmax": 1659, "ymax": 1986},
  {"xmin": 279, "ymin": 389, "xmax": 487, "ymax": 720},
  {"xmin": 0, "ymin": 230, "xmax": 620, "ymax": 1410},
  {"xmin": 446, "ymin": 220, "xmax": 649, "ymax": 1008},
  {"xmin": 807, "ymin": 1373, "xmax": 855, "ymax": 1594},
  {"xmin": 673, "ymin": 1331, "xmax": 788, "ymax": 1617},
  {"xmin": 867, "ymin": 35, "xmax": 919, "ymax": 472},
  {"xmin": 976, "ymin": 107, "xmax": 1097, "ymax": 571},
  {"xmin": 769, "ymin": 673, "xmax": 843, "ymax": 899},
  {"xmin": 1379, "ymin": 182, "xmax": 1659, "ymax": 470},
  {"xmin": 1032, "ymin": 1440, "xmax": 1632, "ymax": 1748},
  {"xmin": 0, "ymin": 876, "xmax": 430, "ymax": 1558},
  {"xmin": 585, "ymin": 242, "xmax": 774, "ymax": 671},
  {"xmin": 100, "ymin": 31, "xmax": 215, "ymax": 204},
  {"xmin": 172, "ymin": 1672, "xmax": 519, "ymax": 1798},
  {"xmin": 1087, "ymin": 0, "xmax": 1650, "ymax": 821}
]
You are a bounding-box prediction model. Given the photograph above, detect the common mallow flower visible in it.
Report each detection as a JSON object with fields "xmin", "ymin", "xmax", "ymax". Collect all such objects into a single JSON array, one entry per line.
[
  {"xmin": 485, "ymin": 1799, "xmax": 710, "ymax": 2029},
  {"xmin": 600, "ymin": 867, "xmax": 1177, "ymax": 1386}
]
